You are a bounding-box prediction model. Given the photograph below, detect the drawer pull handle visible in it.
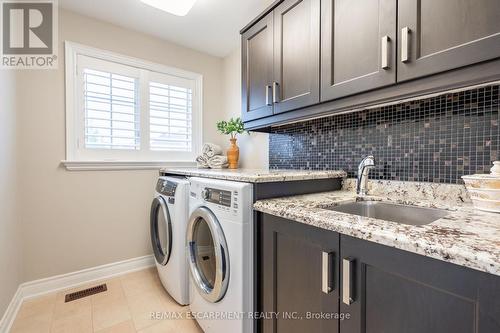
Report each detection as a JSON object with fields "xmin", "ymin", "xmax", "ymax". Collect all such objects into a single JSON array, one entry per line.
[
  {"xmin": 401, "ymin": 27, "xmax": 411, "ymax": 63},
  {"xmin": 342, "ymin": 258, "xmax": 355, "ymax": 305},
  {"xmin": 322, "ymin": 251, "xmax": 334, "ymax": 294},
  {"xmin": 272, "ymin": 81, "xmax": 280, "ymax": 103},
  {"xmin": 381, "ymin": 35, "xmax": 390, "ymax": 69},
  {"xmin": 265, "ymin": 85, "xmax": 272, "ymax": 106}
]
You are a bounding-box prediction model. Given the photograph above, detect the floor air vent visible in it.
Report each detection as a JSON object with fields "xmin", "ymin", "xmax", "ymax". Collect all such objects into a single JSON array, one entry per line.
[{"xmin": 65, "ymin": 284, "xmax": 107, "ymax": 302}]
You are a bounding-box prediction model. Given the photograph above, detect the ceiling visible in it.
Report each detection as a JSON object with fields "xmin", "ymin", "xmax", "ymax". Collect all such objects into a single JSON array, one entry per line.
[{"xmin": 59, "ymin": 0, "xmax": 274, "ymax": 58}]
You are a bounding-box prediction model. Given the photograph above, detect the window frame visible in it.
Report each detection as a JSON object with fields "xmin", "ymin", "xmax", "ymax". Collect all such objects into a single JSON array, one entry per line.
[{"xmin": 63, "ymin": 41, "xmax": 202, "ymax": 170}]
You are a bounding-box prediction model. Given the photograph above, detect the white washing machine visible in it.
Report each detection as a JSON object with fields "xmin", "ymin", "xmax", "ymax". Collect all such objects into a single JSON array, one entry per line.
[
  {"xmin": 187, "ymin": 177, "xmax": 253, "ymax": 333},
  {"xmin": 150, "ymin": 176, "xmax": 190, "ymax": 305}
]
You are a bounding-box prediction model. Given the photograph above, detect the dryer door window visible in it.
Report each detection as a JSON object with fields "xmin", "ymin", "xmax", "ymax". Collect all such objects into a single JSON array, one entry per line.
[
  {"xmin": 150, "ymin": 196, "xmax": 172, "ymax": 266},
  {"xmin": 187, "ymin": 207, "xmax": 229, "ymax": 303}
]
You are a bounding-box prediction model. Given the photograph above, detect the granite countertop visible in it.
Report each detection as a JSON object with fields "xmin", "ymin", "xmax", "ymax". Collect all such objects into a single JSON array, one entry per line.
[
  {"xmin": 254, "ymin": 180, "xmax": 500, "ymax": 276},
  {"xmin": 160, "ymin": 168, "xmax": 347, "ymax": 183}
]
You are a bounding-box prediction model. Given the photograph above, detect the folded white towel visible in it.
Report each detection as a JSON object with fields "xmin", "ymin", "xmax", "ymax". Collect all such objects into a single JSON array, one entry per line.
[
  {"xmin": 196, "ymin": 155, "xmax": 209, "ymax": 168},
  {"xmin": 207, "ymin": 155, "xmax": 228, "ymax": 169},
  {"xmin": 202, "ymin": 143, "xmax": 223, "ymax": 158}
]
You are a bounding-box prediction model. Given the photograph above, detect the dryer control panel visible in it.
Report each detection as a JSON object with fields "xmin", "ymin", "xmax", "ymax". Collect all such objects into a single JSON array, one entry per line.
[
  {"xmin": 189, "ymin": 177, "xmax": 252, "ymax": 222},
  {"xmin": 156, "ymin": 179, "xmax": 177, "ymax": 197},
  {"xmin": 201, "ymin": 188, "xmax": 232, "ymax": 207}
]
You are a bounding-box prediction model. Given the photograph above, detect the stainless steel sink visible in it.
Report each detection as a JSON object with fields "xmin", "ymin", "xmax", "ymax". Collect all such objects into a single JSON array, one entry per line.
[{"xmin": 326, "ymin": 201, "xmax": 449, "ymax": 226}]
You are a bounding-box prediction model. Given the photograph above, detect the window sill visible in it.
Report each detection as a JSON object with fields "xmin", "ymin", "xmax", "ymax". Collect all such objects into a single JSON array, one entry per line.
[{"xmin": 61, "ymin": 160, "xmax": 197, "ymax": 171}]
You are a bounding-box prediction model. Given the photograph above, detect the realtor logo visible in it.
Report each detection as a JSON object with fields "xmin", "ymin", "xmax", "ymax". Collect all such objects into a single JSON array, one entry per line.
[{"xmin": 1, "ymin": 0, "xmax": 58, "ymax": 69}]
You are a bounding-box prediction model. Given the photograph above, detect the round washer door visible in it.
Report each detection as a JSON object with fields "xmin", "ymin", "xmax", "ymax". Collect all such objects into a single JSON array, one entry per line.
[
  {"xmin": 187, "ymin": 207, "xmax": 229, "ymax": 303},
  {"xmin": 150, "ymin": 196, "xmax": 172, "ymax": 266}
]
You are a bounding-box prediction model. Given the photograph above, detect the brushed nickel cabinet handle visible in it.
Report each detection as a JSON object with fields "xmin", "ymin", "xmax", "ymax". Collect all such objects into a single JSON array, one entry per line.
[
  {"xmin": 381, "ymin": 35, "xmax": 390, "ymax": 69},
  {"xmin": 272, "ymin": 81, "xmax": 280, "ymax": 103},
  {"xmin": 322, "ymin": 252, "xmax": 334, "ymax": 294},
  {"xmin": 342, "ymin": 258, "xmax": 354, "ymax": 305},
  {"xmin": 401, "ymin": 27, "xmax": 411, "ymax": 63},
  {"xmin": 265, "ymin": 85, "xmax": 272, "ymax": 106}
]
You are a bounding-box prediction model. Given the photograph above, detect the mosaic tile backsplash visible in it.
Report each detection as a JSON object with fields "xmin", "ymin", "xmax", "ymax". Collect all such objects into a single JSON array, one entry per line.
[{"xmin": 269, "ymin": 85, "xmax": 499, "ymax": 184}]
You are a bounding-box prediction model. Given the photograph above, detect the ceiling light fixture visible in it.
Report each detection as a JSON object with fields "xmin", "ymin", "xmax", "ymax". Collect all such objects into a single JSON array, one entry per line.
[{"xmin": 140, "ymin": 0, "xmax": 197, "ymax": 16}]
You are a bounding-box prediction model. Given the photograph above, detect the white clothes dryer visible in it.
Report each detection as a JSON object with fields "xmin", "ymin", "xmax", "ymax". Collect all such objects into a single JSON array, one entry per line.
[
  {"xmin": 187, "ymin": 177, "xmax": 254, "ymax": 333},
  {"xmin": 150, "ymin": 176, "xmax": 190, "ymax": 305}
]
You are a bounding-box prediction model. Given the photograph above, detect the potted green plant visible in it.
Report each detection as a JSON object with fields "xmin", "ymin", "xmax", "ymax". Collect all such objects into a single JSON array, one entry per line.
[{"xmin": 216, "ymin": 117, "xmax": 247, "ymax": 169}]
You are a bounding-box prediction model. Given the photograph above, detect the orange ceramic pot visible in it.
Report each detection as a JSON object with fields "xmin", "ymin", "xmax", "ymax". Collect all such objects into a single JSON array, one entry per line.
[{"xmin": 227, "ymin": 138, "xmax": 240, "ymax": 169}]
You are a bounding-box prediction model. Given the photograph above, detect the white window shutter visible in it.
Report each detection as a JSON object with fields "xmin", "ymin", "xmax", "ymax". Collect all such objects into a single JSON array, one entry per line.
[
  {"xmin": 149, "ymin": 82, "xmax": 193, "ymax": 152},
  {"xmin": 65, "ymin": 43, "xmax": 202, "ymax": 166},
  {"xmin": 83, "ymin": 68, "xmax": 140, "ymax": 150}
]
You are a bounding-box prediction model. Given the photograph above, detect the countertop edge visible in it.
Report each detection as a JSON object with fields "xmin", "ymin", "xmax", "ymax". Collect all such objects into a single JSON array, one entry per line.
[{"xmin": 160, "ymin": 168, "xmax": 347, "ymax": 183}]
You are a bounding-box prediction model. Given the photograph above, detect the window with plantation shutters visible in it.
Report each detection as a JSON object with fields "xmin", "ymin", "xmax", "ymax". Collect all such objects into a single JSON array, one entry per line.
[
  {"xmin": 65, "ymin": 43, "xmax": 202, "ymax": 169},
  {"xmin": 83, "ymin": 68, "xmax": 140, "ymax": 150},
  {"xmin": 149, "ymin": 79, "xmax": 193, "ymax": 152}
]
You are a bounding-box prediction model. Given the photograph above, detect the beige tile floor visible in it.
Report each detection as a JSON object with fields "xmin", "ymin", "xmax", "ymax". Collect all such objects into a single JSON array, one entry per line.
[{"xmin": 10, "ymin": 268, "xmax": 203, "ymax": 333}]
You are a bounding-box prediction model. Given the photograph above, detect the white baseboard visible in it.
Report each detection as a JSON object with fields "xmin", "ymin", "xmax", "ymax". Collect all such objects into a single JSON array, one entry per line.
[
  {"xmin": 0, "ymin": 287, "xmax": 23, "ymax": 333},
  {"xmin": 20, "ymin": 255, "xmax": 155, "ymax": 300},
  {"xmin": 0, "ymin": 255, "xmax": 155, "ymax": 333}
]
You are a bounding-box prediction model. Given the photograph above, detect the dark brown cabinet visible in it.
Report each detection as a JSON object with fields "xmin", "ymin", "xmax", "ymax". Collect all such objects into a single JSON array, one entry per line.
[
  {"xmin": 259, "ymin": 214, "xmax": 500, "ymax": 333},
  {"xmin": 241, "ymin": 0, "xmax": 321, "ymax": 122},
  {"xmin": 241, "ymin": 13, "xmax": 274, "ymax": 122},
  {"xmin": 340, "ymin": 234, "xmax": 500, "ymax": 333},
  {"xmin": 241, "ymin": 0, "xmax": 500, "ymax": 129},
  {"xmin": 397, "ymin": 0, "xmax": 500, "ymax": 82},
  {"xmin": 273, "ymin": 0, "xmax": 320, "ymax": 114},
  {"xmin": 261, "ymin": 214, "xmax": 339, "ymax": 333},
  {"xmin": 321, "ymin": 0, "xmax": 396, "ymax": 101}
]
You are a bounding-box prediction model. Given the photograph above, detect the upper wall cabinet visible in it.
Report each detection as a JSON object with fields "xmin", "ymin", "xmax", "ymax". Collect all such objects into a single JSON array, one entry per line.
[
  {"xmin": 321, "ymin": 0, "xmax": 397, "ymax": 101},
  {"xmin": 273, "ymin": 0, "xmax": 320, "ymax": 114},
  {"xmin": 241, "ymin": 13, "xmax": 274, "ymax": 122},
  {"xmin": 241, "ymin": 0, "xmax": 500, "ymax": 128},
  {"xmin": 241, "ymin": 0, "xmax": 320, "ymax": 122},
  {"xmin": 397, "ymin": 0, "xmax": 500, "ymax": 82}
]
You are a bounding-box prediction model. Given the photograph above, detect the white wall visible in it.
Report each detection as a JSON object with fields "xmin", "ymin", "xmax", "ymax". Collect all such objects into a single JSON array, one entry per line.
[
  {"xmin": 221, "ymin": 47, "xmax": 269, "ymax": 168},
  {"xmin": 16, "ymin": 9, "xmax": 226, "ymax": 282},
  {"xmin": 5, "ymin": 4, "xmax": 270, "ymax": 290},
  {"xmin": 0, "ymin": 71, "xmax": 21, "ymax": 315}
]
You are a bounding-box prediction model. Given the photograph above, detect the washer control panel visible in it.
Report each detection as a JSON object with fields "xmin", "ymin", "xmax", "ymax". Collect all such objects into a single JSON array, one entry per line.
[
  {"xmin": 156, "ymin": 179, "xmax": 177, "ymax": 197},
  {"xmin": 201, "ymin": 187, "xmax": 232, "ymax": 207}
]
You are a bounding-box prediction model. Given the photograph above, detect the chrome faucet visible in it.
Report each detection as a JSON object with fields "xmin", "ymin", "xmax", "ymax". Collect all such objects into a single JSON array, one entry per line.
[{"xmin": 357, "ymin": 156, "xmax": 375, "ymax": 196}]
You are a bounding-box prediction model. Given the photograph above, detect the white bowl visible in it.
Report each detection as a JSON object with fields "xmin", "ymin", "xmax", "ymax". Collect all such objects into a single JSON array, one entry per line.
[
  {"xmin": 467, "ymin": 188, "xmax": 500, "ymax": 201},
  {"xmin": 462, "ymin": 173, "xmax": 500, "ymax": 213},
  {"xmin": 470, "ymin": 197, "xmax": 500, "ymax": 213},
  {"xmin": 462, "ymin": 174, "xmax": 500, "ymax": 190}
]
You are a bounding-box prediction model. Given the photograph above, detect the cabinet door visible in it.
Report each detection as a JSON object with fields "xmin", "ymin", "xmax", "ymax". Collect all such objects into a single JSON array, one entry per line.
[
  {"xmin": 241, "ymin": 12, "xmax": 274, "ymax": 122},
  {"xmin": 273, "ymin": 0, "xmax": 320, "ymax": 114},
  {"xmin": 340, "ymin": 235, "xmax": 500, "ymax": 333},
  {"xmin": 321, "ymin": 0, "xmax": 396, "ymax": 101},
  {"xmin": 261, "ymin": 214, "xmax": 340, "ymax": 333},
  {"xmin": 398, "ymin": 0, "xmax": 500, "ymax": 82}
]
